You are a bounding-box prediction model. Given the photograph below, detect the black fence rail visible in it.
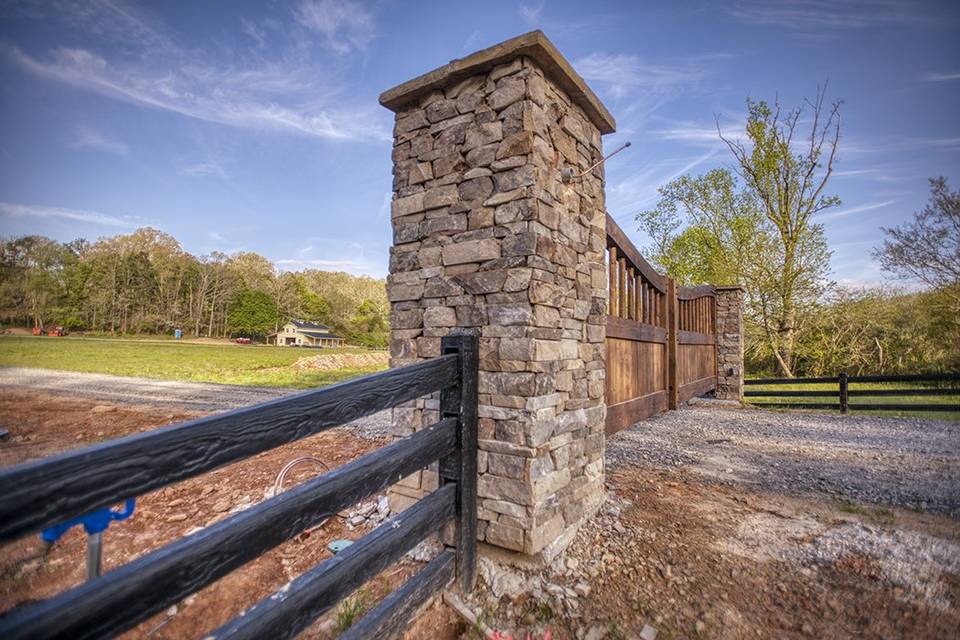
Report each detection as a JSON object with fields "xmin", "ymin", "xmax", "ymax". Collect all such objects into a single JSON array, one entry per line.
[
  {"xmin": 745, "ymin": 372, "xmax": 960, "ymax": 414},
  {"xmin": 0, "ymin": 335, "xmax": 478, "ymax": 640}
]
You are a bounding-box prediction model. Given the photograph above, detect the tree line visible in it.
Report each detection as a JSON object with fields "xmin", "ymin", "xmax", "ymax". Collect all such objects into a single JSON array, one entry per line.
[
  {"xmin": 0, "ymin": 228, "xmax": 388, "ymax": 347},
  {"xmin": 638, "ymin": 88, "xmax": 959, "ymax": 377}
]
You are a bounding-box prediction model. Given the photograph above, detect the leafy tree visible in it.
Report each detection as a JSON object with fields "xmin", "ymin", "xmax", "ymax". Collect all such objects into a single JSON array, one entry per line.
[
  {"xmin": 873, "ymin": 177, "xmax": 960, "ymax": 314},
  {"xmin": 715, "ymin": 87, "xmax": 840, "ymax": 375},
  {"xmin": 227, "ymin": 289, "xmax": 278, "ymax": 339},
  {"xmin": 639, "ymin": 166, "xmax": 831, "ymax": 377}
]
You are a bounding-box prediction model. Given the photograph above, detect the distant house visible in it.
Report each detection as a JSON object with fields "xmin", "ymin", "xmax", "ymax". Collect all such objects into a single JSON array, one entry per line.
[{"xmin": 270, "ymin": 321, "xmax": 346, "ymax": 348}]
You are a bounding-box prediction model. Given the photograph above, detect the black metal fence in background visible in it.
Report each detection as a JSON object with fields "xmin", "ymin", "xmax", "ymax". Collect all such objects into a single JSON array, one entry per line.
[
  {"xmin": 0, "ymin": 335, "xmax": 479, "ymax": 640},
  {"xmin": 745, "ymin": 372, "xmax": 960, "ymax": 414}
]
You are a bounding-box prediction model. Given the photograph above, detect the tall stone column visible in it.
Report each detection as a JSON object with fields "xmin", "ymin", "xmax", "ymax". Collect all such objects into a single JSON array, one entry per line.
[
  {"xmin": 380, "ymin": 31, "xmax": 615, "ymax": 560},
  {"xmin": 714, "ymin": 286, "xmax": 744, "ymax": 401}
]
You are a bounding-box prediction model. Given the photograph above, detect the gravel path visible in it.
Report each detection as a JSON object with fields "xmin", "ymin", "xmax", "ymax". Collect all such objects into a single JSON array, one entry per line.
[
  {"xmin": 0, "ymin": 367, "xmax": 392, "ymax": 438},
  {"xmin": 607, "ymin": 402, "xmax": 960, "ymax": 517}
]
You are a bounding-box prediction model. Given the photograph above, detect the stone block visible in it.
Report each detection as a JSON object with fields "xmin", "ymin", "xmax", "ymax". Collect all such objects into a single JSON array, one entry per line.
[{"xmin": 441, "ymin": 238, "xmax": 501, "ymax": 265}]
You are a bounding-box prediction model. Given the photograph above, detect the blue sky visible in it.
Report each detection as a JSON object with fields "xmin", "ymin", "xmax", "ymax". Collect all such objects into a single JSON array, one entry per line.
[{"xmin": 0, "ymin": 0, "xmax": 957, "ymax": 286}]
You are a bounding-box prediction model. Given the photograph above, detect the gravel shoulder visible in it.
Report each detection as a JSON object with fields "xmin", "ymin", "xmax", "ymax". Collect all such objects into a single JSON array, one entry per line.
[
  {"xmin": 0, "ymin": 366, "xmax": 392, "ymax": 439},
  {"xmin": 607, "ymin": 401, "xmax": 960, "ymax": 517}
]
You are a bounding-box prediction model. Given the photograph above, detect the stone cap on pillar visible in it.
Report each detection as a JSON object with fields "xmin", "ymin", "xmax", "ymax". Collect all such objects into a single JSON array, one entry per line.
[{"xmin": 379, "ymin": 30, "xmax": 616, "ymax": 134}]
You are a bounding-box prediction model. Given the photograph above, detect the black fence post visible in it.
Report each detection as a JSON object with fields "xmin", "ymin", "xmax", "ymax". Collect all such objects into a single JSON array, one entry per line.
[
  {"xmin": 839, "ymin": 372, "xmax": 849, "ymax": 414},
  {"xmin": 439, "ymin": 335, "xmax": 478, "ymax": 593}
]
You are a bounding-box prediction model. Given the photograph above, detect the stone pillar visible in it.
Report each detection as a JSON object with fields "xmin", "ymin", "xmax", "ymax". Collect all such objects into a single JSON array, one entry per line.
[
  {"xmin": 379, "ymin": 31, "xmax": 615, "ymax": 560},
  {"xmin": 714, "ymin": 286, "xmax": 744, "ymax": 401}
]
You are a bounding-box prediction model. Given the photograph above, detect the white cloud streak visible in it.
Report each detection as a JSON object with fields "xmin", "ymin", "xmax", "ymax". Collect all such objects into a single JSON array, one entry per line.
[
  {"xmin": 920, "ymin": 71, "xmax": 960, "ymax": 82},
  {"xmin": 0, "ymin": 201, "xmax": 144, "ymax": 228},
  {"xmin": 727, "ymin": 0, "xmax": 927, "ymax": 29},
  {"xmin": 9, "ymin": 46, "xmax": 389, "ymax": 142},
  {"xmin": 819, "ymin": 199, "xmax": 896, "ymax": 221},
  {"xmin": 294, "ymin": 0, "xmax": 374, "ymax": 54},
  {"xmin": 71, "ymin": 125, "xmax": 128, "ymax": 155},
  {"xmin": 180, "ymin": 161, "xmax": 229, "ymax": 179},
  {"xmin": 6, "ymin": 0, "xmax": 389, "ymax": 143},
  {"xmin": 519, "ymin": 0, "xmax": 546, "ymax": 25},
  {"xmin": 606, "ymin": 149, "xmax": 721, "ymax": 217}
]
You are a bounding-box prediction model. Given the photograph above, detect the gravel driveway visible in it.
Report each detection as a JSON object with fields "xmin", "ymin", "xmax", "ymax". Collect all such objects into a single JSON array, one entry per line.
[
  {"xmin": 607, "ymin": 402, "xmax": 960, "ymax": 517},
  {"xmin": 0, "ymin": 367, "xmax": 392, "ymax": 438}
]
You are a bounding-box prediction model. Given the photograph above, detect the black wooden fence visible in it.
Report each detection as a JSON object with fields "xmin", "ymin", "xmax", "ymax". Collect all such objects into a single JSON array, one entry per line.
[
  {"xmin": 745, "ymin": 372, "xmax": 960, "ymax": 414},
  {"xmin": 0, "ymin": 334, "xmax": 479, "ymax": 640}
]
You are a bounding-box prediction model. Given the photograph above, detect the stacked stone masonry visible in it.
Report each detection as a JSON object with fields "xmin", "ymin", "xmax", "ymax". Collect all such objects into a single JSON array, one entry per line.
[
  {"xmin": 385, "ymin": 54, "xmax": 609, "ymax": 557},
  {"xmin": 714, "ymin": 286, "xmax": 744, "ymax": 401}
]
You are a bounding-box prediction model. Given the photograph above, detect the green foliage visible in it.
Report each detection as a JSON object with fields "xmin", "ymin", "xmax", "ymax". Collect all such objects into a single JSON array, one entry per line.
[
  {"xmin": 334, "ymin": 591, "xmax": 368, "ymax": 634},
  {"xmin": 227, "ymin": 289, "xmax": 278, "ymax": 339},
  {"xmin": 0, "ymin": 228, "xmax": 388, "ymax": 347}
]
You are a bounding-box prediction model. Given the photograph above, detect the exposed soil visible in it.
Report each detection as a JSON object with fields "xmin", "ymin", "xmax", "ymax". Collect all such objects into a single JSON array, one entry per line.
[
  {"xmin": 0, "ymin": 391, "xmax": 422, "ymax": 639},
  {"xmin": 287, "ymin": 352, "xmax": 390, "ymax": 372},
  {"xmin": 2, "ymin": 390, "xmax": 957, "ymax": 640},
  {"xmin": 459, "ymin": 466, "xmax": 959, "ymax": 640}
]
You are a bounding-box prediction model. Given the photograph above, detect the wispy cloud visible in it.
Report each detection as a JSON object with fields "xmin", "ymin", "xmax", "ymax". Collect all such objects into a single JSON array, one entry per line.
[
  {"xmin": 649, "ymin": 115, "xmax": 744, "ymax": 146},
  {"xmin": 294, "ymin": 0, "xmax": 374, "ymax": 54},
  {"xmin": 820, "ymin": 199, "xmax": 896, "ymax": 221},
  {"xmin": 70, "ymin": 125, "xmax": 128, "ymax": 155},
  {"xmin": 574, "ymin": 52, "xmax": 710, "ymax": 100},
  {"xmin": 727, "ymin": 0, "xmax": 926, "ymax": 30},
  {"xmin": 519, "ymin": 0, "xmax": 546, "ymax": 25},
  {"xmin": 180, "ymin": 161, "xmax": 229, "ymax": 179},
  {"xmin": 919, "ymin": 71, "xmax": 960, "ymax": 82},
  {"xmin": 6, "ymin": 1, "xmax": 388, "ymax": 143},
  {"xmin": 274, "ymin": 257, "xmax": 382, "ymax": 276},
  {"xmin": 606, "ymin": 149, "xmax": 721, "ymax": 218},
  {"xmin": 832, "ymin": 168, "xmax": 910, "ymax": 183},
  {"xmin": 9, "ymin": 46, "xmax": 388, "ymax": 142},
  {"xmin": 0, "ymin": 201, "xmax": 144, "ymax": 228},
  {"xmin": 240, "ymin": 17, "xmax": 268, "ymax": 49}
]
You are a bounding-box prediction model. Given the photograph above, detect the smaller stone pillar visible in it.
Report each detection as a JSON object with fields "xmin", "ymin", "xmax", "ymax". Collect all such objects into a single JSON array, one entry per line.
[{"xmin": 714, "ymin": 286, "xmax": 744, "ymax": 401}]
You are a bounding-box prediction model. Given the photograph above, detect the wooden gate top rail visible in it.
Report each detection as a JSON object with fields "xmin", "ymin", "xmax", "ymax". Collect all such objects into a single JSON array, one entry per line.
[
  {"xmin": 605, "ymin": 214, "xmax": 667, "ymax": 293},
  {"xmin": 0, "ymin": 353, "xmax": 461, "ymax": 541},
  {"xmin": 676, "ymin": 284, "xmax": 716, "ymax": 300},
  {"xmin": 0, "ymin": 420, "xmax": 459, "ymax": 640}
]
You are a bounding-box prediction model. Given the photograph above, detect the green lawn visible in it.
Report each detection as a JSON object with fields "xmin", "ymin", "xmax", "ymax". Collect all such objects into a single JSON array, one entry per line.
[
  {"xmin": 0, "ymin": 335, "xmax": 388, "ymax": 389},
  {"xmin": 745, "ymin": 379, "xmax": 960, "ymax": 422}
]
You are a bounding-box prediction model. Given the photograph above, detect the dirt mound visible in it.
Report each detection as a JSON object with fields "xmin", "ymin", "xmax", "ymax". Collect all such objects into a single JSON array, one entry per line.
[{"xmin": 288, "ymin": 352, "xmax": 389, "ymax": 372}]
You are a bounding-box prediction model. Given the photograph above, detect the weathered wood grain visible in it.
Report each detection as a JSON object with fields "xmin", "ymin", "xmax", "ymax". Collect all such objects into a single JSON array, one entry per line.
[
  {"xmin": 605, "ymin": 214, "xmax": 667, "ymax": 292},
  {"xmin": 678, "ymin": 375, "xmax": 717, "ymax": 402},
  {"xmin": 439, "ymin": 335, "xmax": 478, "ymax": 593},
  {"xmin": 667, "ymin": 278, "xmax": 679, "ymax": 410},
  {"xmin": 605, "ymin": 316, "xmax": 667, "ymax": 343},
  {"xmin": 678, "ymin": 330, "xmax": 716, "ymax": 346},
  {"xmin": 605, "ymin": 391, "xmax": 669, "ymax": 434},
  {"xmin": 0, "ymin": 419, "xmax": 458, "ymax": 640},
  {"xmin": 207, "ymin": 484, "xmax": 457, "ymax": 640},
  {"xmin": 338, "ymin": 551, "xmax": 454, "ymax": 640},
  {"xmin": 0, "ymin": 353, "xmax": 459, "ymax": 540}
]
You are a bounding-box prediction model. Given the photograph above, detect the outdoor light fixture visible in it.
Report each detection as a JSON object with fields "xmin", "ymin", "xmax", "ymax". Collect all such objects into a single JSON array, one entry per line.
[{"xmin": 561, "ymin": 141, "xmax": 632, "ymax": 183}]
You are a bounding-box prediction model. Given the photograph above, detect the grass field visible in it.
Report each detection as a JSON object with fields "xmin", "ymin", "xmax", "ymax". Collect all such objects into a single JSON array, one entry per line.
[
  {"xmin": 0, "ymin": 336, "xmax": 388, "ymax": 388},
  {"xmin": 745, "ymin": 379, "xmax": 960, "ymax": 422}
]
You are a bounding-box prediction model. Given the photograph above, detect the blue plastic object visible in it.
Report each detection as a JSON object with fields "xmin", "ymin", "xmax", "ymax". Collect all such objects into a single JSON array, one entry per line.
[
  {"xmin": 327, "ymin": 539, "xmax": 353, "ymax": 554},
  {"xmin": 41, "ymin": 498, "xmax": 136, "ymax": 544}
]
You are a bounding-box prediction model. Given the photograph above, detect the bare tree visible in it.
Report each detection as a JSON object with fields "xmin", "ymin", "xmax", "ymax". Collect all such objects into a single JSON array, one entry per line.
[
  {"xmin": 873, "ymin": 177, "xmax": 960, "ymax": 310},
  {"xmin": 717, "ymin": 85, "xmax": 841, "ymax": 376}
]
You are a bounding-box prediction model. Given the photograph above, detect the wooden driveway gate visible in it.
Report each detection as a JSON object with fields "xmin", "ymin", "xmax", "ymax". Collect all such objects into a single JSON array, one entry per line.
[{"xmin": 604, "ymin": 215, "xmax": 718, "ymax": 434}]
